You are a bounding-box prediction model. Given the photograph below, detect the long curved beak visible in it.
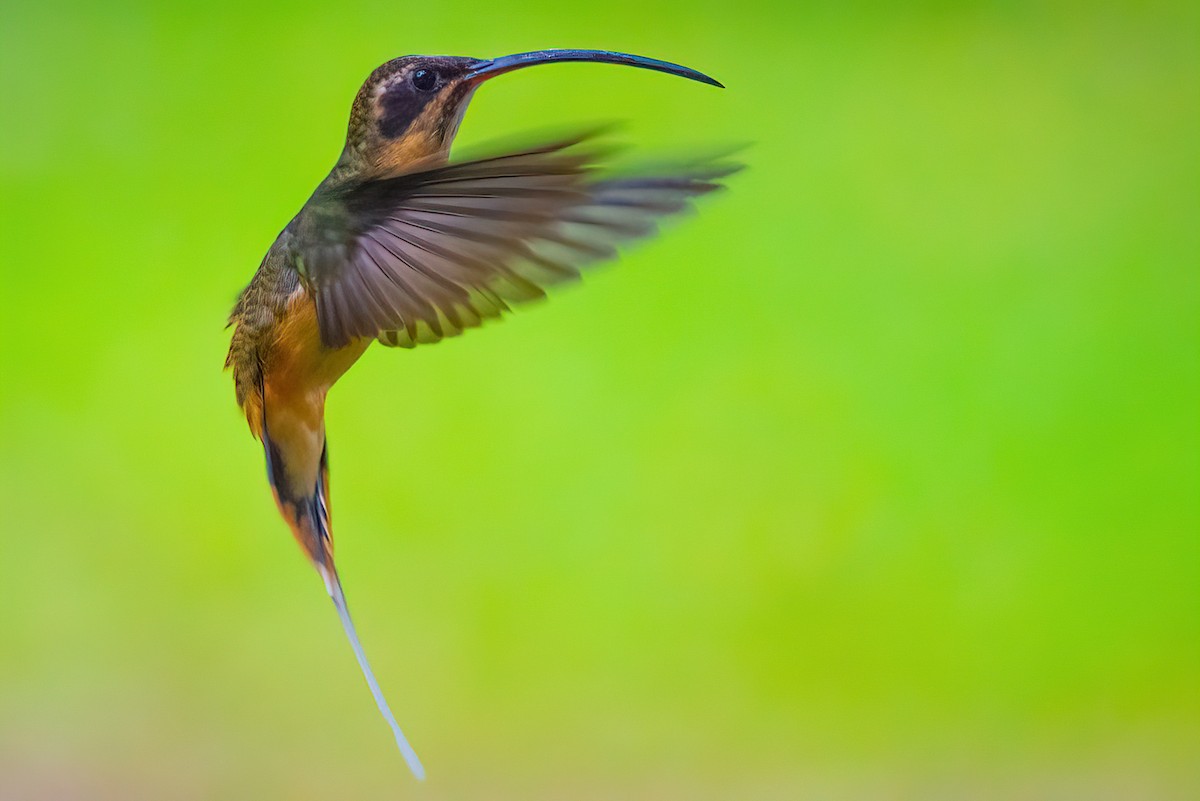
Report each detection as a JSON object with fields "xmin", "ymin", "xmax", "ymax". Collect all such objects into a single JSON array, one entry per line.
[{"xmin": 464, "ymin": 49, "xmax": 724, "ymax": 88}]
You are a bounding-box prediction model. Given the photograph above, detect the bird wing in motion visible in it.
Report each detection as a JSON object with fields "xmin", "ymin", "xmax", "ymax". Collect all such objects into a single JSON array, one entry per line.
[{"xmin": 294, "ymin": 135, "xmax": 739, "ymax": 350}]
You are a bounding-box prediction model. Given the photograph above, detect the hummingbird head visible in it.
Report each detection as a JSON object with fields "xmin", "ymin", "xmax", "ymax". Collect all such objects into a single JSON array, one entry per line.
[
  {"xmin": 338, "ymin": 50, "xmax": 723, "ymax": 179},
  {"xmin": 341, "ymin": 55, "xmax": 480, "ymax": 178}
]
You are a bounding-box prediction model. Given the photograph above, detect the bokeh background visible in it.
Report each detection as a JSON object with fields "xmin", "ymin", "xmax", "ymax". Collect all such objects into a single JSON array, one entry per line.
[{"xmin": 1, "ymin": 1, "xmax": 1197, "ymax": 799}]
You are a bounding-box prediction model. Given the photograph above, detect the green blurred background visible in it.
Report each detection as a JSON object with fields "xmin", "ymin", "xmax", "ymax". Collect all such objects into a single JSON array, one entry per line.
[{"xmin": 1, "ymin": 1, "xmax": 1197, "ymax": 798}]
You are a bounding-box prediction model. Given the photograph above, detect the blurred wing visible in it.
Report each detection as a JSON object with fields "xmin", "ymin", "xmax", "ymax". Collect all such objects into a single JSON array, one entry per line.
[{"xmin": 301, "ymin": 136, "xmax": 738, "ymax": 349}]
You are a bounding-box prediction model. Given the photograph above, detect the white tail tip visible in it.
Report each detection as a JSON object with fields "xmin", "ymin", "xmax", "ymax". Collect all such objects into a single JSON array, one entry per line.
[{"xmin": 318, "ymin": 563, "xmax": 426, "ymax": 780}]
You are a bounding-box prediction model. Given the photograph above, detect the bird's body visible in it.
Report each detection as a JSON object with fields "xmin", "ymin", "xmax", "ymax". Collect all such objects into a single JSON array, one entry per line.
[
  {"xmin": 226, "ymin": 49, "xmax": 734, "ymax": 780},
  {"xmin": 228, "ymin": 235, "xmax": 363, "ymax": 563}
]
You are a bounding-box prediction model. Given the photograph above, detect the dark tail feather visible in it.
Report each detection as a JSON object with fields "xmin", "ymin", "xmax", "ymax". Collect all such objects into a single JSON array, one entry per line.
[
  {"xmin": 261, "ymin": 403, "xmax": 425, "ymax": 779},
  {"xmin": 261, "ymin": 406, "xmax": 333, "ymax": 566}
]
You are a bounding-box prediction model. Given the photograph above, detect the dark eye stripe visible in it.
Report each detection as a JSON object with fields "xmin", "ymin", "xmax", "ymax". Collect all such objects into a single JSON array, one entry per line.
[{"xmin": 378, "ymin": 80, "xmax": 438, "ymax": 139}]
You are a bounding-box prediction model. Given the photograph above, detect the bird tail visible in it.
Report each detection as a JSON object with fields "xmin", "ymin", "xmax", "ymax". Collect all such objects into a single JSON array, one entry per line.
[
  {"xmin": 315, "ymin": 561, "xmax": 427, "ymax": 781},
  {"xmin": 259, "ymin": 404, "xmax": 425, "ymax": 780},
  {"xmin": 261, "ymin": 417, "xmax": 335, "ymax": 569}
]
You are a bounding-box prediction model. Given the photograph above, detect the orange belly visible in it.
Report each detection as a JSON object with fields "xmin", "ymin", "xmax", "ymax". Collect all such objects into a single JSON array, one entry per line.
[{"xmin": 260, "ymin": 290, "xmax": 370, "ymax": 498}]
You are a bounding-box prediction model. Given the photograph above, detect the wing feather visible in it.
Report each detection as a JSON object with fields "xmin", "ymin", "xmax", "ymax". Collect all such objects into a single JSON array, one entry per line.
[{"xmin": 296, "ymin": 135, "xmax": 738, "ymax": 348}]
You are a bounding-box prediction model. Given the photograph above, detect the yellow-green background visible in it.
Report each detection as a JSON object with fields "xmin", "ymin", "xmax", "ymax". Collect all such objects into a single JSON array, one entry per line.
[{"xmin": 1, "ymin": 1, "xmax": 1196, "ymax": 798}]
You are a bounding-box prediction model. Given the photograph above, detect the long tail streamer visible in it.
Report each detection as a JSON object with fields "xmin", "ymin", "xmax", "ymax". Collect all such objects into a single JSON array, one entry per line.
[{"xmin": 318, "ymin": 564, "xmax": 426, "ymax": 780}]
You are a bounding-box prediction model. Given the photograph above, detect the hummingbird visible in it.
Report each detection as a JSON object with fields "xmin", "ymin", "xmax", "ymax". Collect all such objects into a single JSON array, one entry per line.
[{"xmin": 225, "ymin": 49, "xmax": 735, "ymax": 780}]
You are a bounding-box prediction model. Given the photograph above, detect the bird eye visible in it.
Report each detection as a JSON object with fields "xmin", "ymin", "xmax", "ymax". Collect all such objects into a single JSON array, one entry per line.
[{"xmin": 411, "ymin": 69, "xmax": 438, "ymax": 92}]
